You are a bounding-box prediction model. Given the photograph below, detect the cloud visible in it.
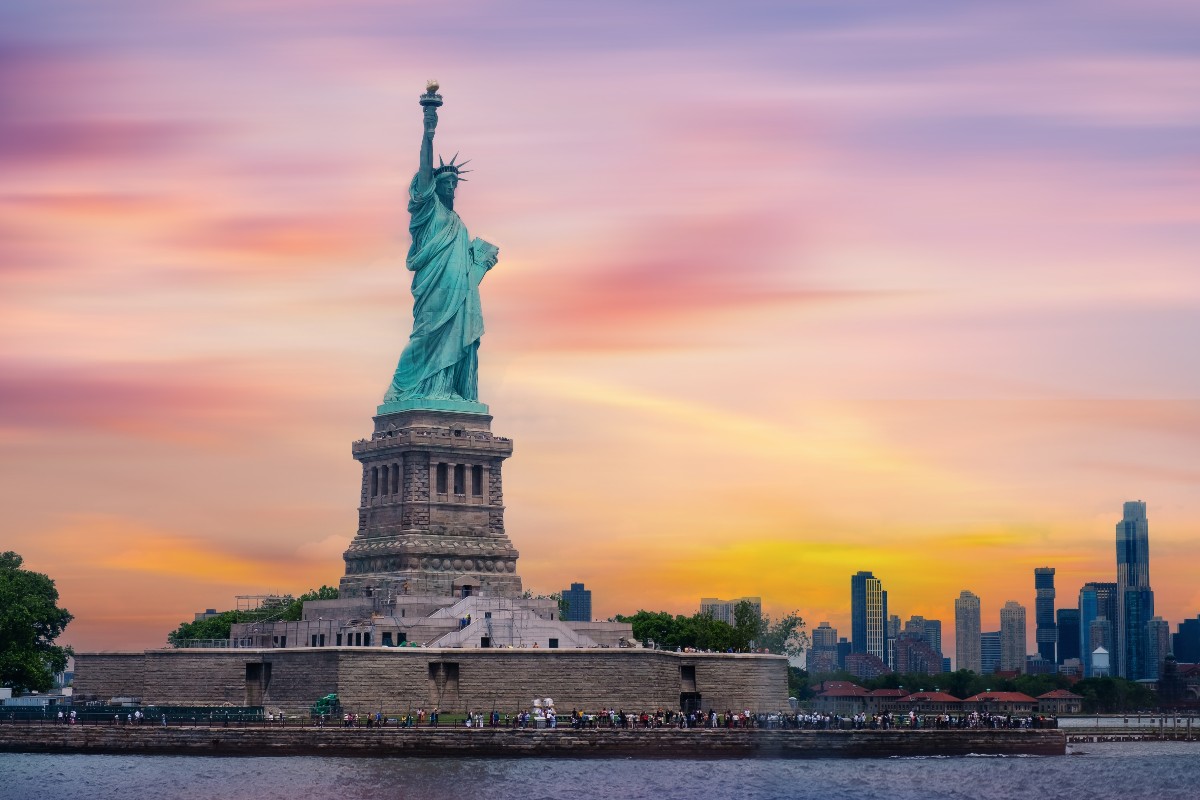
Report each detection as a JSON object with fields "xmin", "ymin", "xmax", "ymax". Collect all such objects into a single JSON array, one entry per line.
[
  {"xmin": 0, "ymin": 119, "xmax": 206, "ymax": 168},
  {"xmin": 168, "ymin": 212, "xmax": 379, "ymax": 267},
  {"xmin": 0, "ymin": 360, "xmax": 279, "ymax": 445}
]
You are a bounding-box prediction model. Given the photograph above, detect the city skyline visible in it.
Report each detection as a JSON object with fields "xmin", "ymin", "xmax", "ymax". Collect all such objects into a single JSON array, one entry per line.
[{"xmin": 4, "ymin": 2, "xmax": 1199, "ymax": 652}]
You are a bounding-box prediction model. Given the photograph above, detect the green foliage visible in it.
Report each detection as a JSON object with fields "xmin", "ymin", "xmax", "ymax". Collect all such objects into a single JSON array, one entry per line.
[
  {"xmin": 804, "ymin": 664, "xmax": 1155, "ymax": 711},
  {"xmin": 166, "ymin": 586, "xmax": 339, "ymax": 645},
  {"xmin": 733, "ymin": 600, "xmax": 766, "ymax": 647},
  {"xmin": 758, "ymin": 611, "xmax": 810, "ymax": 659},
  {"xmin": 0, "ymin": 551, "xmax": 74, "ymax": 693},
  {"xmin": 166, "ymin": 611, "xmax": 246, "ymax": 645},
  {"xmin": 1072, "ymin": 676, "xmax": 1156, "ymax": 713},
  {"xmin": 616, "ymin": 604, "xmax": 809, "ymax": 657},
  {"xmin": 787, "ymin": 667, "xmax": 813, "ymax": 700},
  {"xmin": 280, "ymin": 585, "xmax": 340, "ymax": 622},
  {"xmin": 616, "ymin": 610, "xmax": 741, "ymax": 651}
]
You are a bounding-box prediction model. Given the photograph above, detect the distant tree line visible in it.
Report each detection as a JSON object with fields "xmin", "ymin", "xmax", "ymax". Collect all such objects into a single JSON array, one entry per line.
[
  {"xmin": 615, "ymin": 600, "xmax": 809, "ymax": 659},
  {"xmin": 166, "ymin": 586, "xmax": 339, "ymax": 646},
  {"xmin": 793, "ymin": 666, "xmax": 1156, "ymax": 712}
]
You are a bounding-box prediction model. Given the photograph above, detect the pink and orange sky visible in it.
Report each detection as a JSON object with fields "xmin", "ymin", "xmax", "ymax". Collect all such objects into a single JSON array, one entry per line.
[{"xmin": 3, "ymin": 1, "xmax": 1199, "ymax": 661}]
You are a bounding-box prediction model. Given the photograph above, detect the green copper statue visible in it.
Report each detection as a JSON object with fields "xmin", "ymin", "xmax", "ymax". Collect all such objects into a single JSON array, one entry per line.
[{"xmin": 381, "ymin": 81, "xmax": 497, "ymax": 415}]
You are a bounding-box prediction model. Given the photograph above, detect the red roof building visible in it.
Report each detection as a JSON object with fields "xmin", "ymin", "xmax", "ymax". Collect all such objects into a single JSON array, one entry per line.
[
  {"xmin": 1037, "ymin": 689, "xmax": 1083, "ymax": 714},
  {"xmin": 811, "ymin": 683, "xmax": 869, "ymax": 716},
  {"xmin": 900, "ymin": 691, "xmax": 964, "ymax": 713},
  {"xmin": 963, "ymin": 691, "xmax": 1037, "ymax": 714},
  {"xmin": 865, "ymin": 688, "xmax": 911, "ymax": 713}
]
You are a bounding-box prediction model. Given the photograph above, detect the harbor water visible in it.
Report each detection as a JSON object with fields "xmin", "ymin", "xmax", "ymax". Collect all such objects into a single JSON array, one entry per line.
[{"xmin": 2, "ymin": 740, "xmax": 1198, "ymax": 800}]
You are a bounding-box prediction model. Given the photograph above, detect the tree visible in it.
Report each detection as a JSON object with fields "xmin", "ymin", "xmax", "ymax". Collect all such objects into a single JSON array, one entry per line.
[
  {"xmin": 0, "ymin": 552, "xmax": 73, "ymax": 693},
  {"xmin": 732, "ymin": 600, "xmax": 766, "ymax": 650},
  {"xmin": 617, "ymin": 610, "xmax": 679, "ymax": 648},
  {"xmin": 166, "ymin": 585, "xmax": 340, "ymax": 645},
  {"xmin": 758, "ymin": 611, "xmax": 810, "ymax": 660},
  {"xmin": 280, "ymin": 585, "xmax": 340, "ymax": 621},
  {"xmin": 615, "ymin": 609, "xmax": 742, "ymax": 651},
  {"xmin": 167, "ymin": 611, "xmax": 244, "ymax": 645}
]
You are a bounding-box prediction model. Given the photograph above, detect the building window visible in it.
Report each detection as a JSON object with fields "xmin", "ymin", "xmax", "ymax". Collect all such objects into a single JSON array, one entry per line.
[
  {"xmin": 471, "ymin": 465, "xmax": 483, "ymax": 496},
  {"xmin": 383, "ymin": 632, "xmax": 393, "ymax": 647},
  {"xmin": 364, "ymin": 632, "xmax": 371, "ymax": 646},
  {"xmin": 436, "ymin": 463, "xmax": 448, "ymax": 494},
  {"xmin": 391, "ymin": 463, "xmax": 400, "ymax": 494},
  {"xmin": 319, "ymin": 634, "xmax": 325, "ymax": 647},
  {"xmin": 355, "ymin": 632, "xmax": 362, "ymax": 646},
  {"xmin": 311, "ymin": 634, "xmax": 318, "ymax": 647},
  {"xmin": 453, "ymin": 464, "xmax": 465, "ymax": 494},
  {"xmin": 548, "ymin": 638, "xmax": 559, "ymax": 649},
  {"xmin": 336, "ymin": 633, "xmax": 342, "ymax": 646},
  {"xmin": 371, "ymin": 467, "xmax": 379, "ymax": 497}
]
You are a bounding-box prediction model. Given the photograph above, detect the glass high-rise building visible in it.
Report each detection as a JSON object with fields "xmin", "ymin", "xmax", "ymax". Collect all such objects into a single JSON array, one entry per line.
[
  {"xmin": 699, "ymin": 596, "xmax": 761, "ymax": 626},
  {"xmin": 809, "ymin": 621, "xmax": 839, "ymax": 673},
  {"xmin": 980, "ymin": 630, "xmax": 1001, "ymax": 674},
  {"xmin": 1174, "ymin": 617, "xmax": 1200, "ymax": 663},
  {"xmin": 560, "ymin": 582, "xmax": 592, "ymax": 622},
  {"xmin": 1148, "ymin": 616, "xmax": 1170, "ymax": 679},
  {"xmin": 1056, "ymin": 608, "xmax": 1081, "ymax": 665},
  {"xmin": 955, "ymin": 590, "xmax": 982, "ymax": 672},
  {"xmin": 1034, "ymin": 567, "xmax": 1057, "ymax": 663},
  {"xmin": 1000, "ymin": 600, "xmax": 1027, "ymax": 673},
  {"xmin": 1079, "ymin": 581, "xmax": 1118, "ymax": 676},
  {"xmin": 886, "ymin": 613, "xmax": 901, "ymax": 670},
  {"xmin": 924, "ymin": 619, "xmax": 943, "ymax": 657},
  {"xmin": 850, "ymin": 571, "xmax": 885, "ymax": 660},
  {"xmin": 1116, "ymin": 501, "xmax": 1155, "ymax": 679}
]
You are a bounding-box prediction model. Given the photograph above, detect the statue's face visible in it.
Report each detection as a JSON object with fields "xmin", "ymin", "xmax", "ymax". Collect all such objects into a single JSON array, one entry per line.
[{"xmin": 435, "ymin": 175, "xmax": 458, "ymax": 205}]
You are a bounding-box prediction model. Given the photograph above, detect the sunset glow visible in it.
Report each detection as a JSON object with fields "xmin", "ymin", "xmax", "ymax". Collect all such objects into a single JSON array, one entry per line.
[{"xmin": 4, "ymin": 1, "xmax": 1199, "ymax": 658}]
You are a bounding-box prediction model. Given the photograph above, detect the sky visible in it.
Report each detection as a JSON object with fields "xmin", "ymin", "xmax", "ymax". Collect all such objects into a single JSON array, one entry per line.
[{"xmin": 3, "ymin": 0, "xmax": 1199, "ymax": 661}]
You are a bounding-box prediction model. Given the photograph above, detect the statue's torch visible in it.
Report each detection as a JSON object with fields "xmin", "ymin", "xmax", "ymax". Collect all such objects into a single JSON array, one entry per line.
[{"xmin": 420, "ymin": 79, "xmax": 443, "ymax": 109}]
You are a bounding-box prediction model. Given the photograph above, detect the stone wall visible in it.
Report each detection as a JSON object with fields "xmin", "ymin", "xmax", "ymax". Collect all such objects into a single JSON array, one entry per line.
[
  {"xmin": 73, "ymin": 648, "xmax": 789, "ymax": 716},
  {"xmin": 72, "ymin": 653, "xmax": 147, "ymax": 701},
  {"xmin": 0, "ymin": 726, "xmax": 1068, "ymax": 759}
]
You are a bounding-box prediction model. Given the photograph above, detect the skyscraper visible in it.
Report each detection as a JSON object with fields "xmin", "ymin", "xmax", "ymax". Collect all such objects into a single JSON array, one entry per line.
[
  {"xmin": 924, "ymin": 619, "xmax": 943, "ymax": 657},
  {"xmin": 1079, "ymin": 581, "xmax": 1118, "ymax": 676},
  {"xmin": 1148, "ymin": 616, "xmax": 1170, "ymax": 679},
  {"xmin": 850, "ymin": 571, "xmax": 884, "ymax": 660},
  {"xmin": 886, "ymin": 614, "xmax": 901, "ymax": 670},
  {"xmin": 1000, "ymin": 601, "xmax": 1027, "ymax": 673},
  {"xmin": 980, "ymin": 631, "xmax": 1001, "ymax": 674},
  {"xmin": 1116, "ymin": 501, "xmax": 1155, "ymax": 679},
  {"xmin": 1034, "ymin": 567, "xmax": 1057, "ymax": 663},
  {"xmin": 1056, "ymin": 608, "xmax": 1081, "ymax": 665},
  {"xmin": 699, "ymin": 596, "xmax": 761, "ymax": 626},
  {"xmin": 1089, "ymin": 616, "xmax": 1114, "ymax": 663},
  {"xmin": 1174, "ymin": 617, "xmax": 1200, "ymax": 663},
  {"xmin": 560, "ymin": 582, "xmax": 592, "ymax": 622},
  {"xmin": 955, "ymin": 590, "xmax": 982, "ymax": 672},
  {"xmin": 810, "ymin": 621, "xmax": 839, "ymax": 673}
]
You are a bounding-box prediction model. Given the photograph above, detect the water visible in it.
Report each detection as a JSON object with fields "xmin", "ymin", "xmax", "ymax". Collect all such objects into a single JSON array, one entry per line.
[{"xmin": 3, "ymin": 741, "xmax": 1197, "ymax": 800}]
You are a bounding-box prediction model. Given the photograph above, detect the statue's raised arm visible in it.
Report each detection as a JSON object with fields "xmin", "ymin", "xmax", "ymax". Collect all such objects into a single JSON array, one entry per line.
[
  {"xmin": 380, "ymin": 82, "xmax": 497, "ymax": 416},
  {"xmin": 416, "ymin": 81, "xmax": 439, "ymax": 193}
]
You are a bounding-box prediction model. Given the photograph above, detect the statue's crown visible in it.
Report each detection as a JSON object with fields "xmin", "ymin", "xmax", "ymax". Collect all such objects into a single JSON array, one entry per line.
[{"xmin": 434, "ymin": 153, "xmax": 471, "ymax": 181}]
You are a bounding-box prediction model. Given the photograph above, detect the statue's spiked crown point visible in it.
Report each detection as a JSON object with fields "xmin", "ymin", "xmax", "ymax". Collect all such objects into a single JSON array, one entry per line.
[{"xmin": 434, "ymin": 153, "xmax": 472, "ymax": 180}]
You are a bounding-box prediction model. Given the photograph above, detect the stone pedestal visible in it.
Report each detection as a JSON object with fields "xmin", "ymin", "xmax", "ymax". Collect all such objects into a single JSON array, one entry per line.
[{"xmin": 341, "ymin": 408, "xmax": 521, "ymax": 599}]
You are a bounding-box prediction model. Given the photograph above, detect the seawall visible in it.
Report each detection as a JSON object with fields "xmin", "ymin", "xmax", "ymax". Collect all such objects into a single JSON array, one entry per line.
[{"xmin": 0, "ymin": 726, "xmax": 1065, "ymax": 758}]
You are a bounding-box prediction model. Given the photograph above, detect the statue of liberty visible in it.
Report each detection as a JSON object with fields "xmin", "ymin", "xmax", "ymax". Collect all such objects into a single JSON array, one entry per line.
[{"xmin": 382, "ymin": 82, "xmax": 498, "ymax": 414}]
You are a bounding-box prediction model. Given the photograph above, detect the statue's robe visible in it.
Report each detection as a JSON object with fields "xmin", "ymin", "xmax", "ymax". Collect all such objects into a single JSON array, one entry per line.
[{"xmin": 385, "ymin": 175, "xmax": 496, "ymax": 402}]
